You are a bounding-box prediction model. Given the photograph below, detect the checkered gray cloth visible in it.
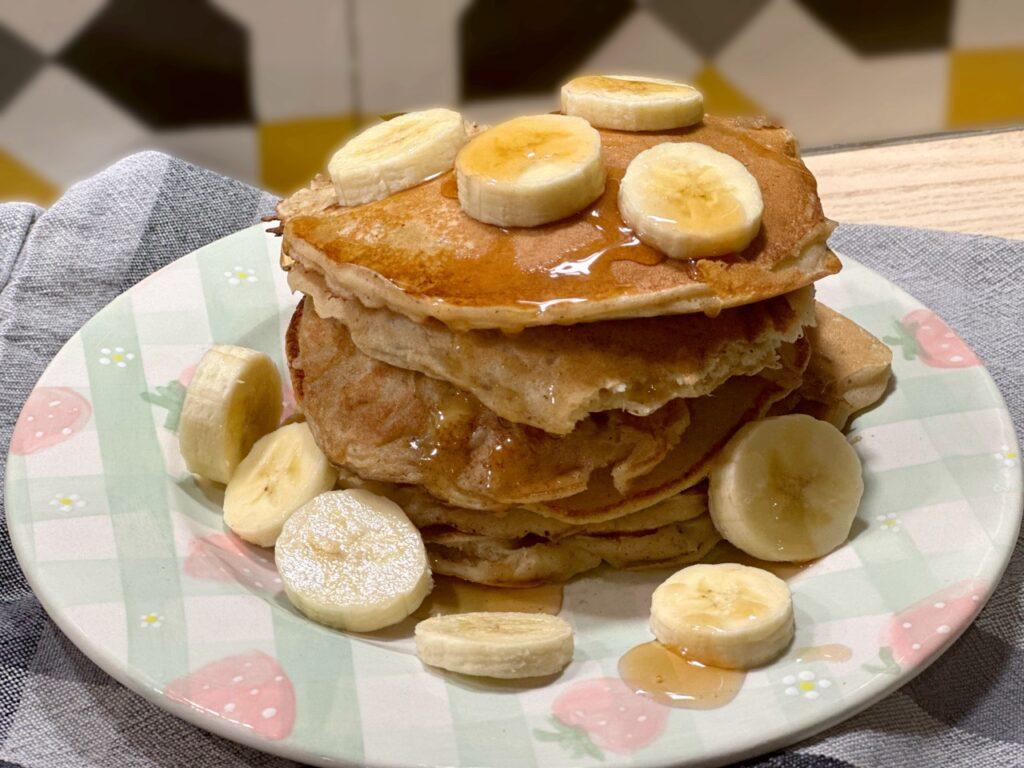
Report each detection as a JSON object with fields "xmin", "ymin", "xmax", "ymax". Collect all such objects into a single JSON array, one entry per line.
[{"xmin": 1, "ymin": 153, "xmax": 1021, "ymax": 767}]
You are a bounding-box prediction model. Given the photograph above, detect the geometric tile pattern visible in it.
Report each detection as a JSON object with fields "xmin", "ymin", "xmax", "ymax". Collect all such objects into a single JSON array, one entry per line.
[
  {"xmin": 0, "ymin": 0, "xmax": 1022, "ymax": 205},
  {"xmin": 0, "ymin": 24, "xmax": 43, "ymax": 114},
  {"xmin": 57, "ymin": 0, "xmax": 252, "ymax": 127},
  {"xmin": 459, "ymin": 0, "xmax": 634, "ymax": 99},
  {"xmin": 797, "ymin": 0, "xmax": 953, "ymax": 54}
]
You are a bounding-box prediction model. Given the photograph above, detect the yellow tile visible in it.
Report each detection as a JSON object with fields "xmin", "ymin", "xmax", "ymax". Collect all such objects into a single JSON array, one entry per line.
[
  {"xmin": 693, "ymin": 66, "xmax": 762, "ymax": 117},
  {"xmin": 259, "ymin": 115, "xmax": 361, "ymax": 195},
  {"xmin": 0, "ymin": 149, "xmax": 58, "ymax": 205},
  {"xmin": 948, "ymin": 48, "xmax": 1024, "ymax": 127}
]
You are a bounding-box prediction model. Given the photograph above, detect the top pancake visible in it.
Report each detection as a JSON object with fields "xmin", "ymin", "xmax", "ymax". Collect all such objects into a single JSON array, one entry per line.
[{"xmin": 277, "ymin": 115, "xmax": 839, "ymax": 331}]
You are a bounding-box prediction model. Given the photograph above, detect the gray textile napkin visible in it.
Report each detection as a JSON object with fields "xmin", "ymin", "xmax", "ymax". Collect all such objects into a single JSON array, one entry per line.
[{"xmin": 0, "ymin": 152, "xmax": 1021, "ymax": 768}]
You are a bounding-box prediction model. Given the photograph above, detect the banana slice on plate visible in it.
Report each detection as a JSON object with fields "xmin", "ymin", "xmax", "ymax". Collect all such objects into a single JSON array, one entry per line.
[
  {"xmin": 178, "ymin": 345, "xmax": 282, "ymax": 484},
  {"xmin": 456, "ymin": 114, "xmax": 605, "ymax": 227},
  {"xmin": 561, "ymin": 74, "xmax": 703, "ymax": 131},
  {"xmin": 618, "ymin": 141, "xmax": 763, "ymax": 260},
  {"xmin": 329, "ymin": 108, "xmax": 467, "ymax": 206},
  {"xmin": 650, "ymin": 563, "xmax": 793, "ymax": 669},
  {"xmin": 709, "ymin": 414, "xmax": 864, "ymax": 562},
  {"xmin": 223, "ymin": 422, "xmax": 336, "ymax": 547},
  {"xmin": 415, "ymin": 612, "xmax": 574, "ymax": 679},
  {"xmin": 276, "ymin": 489, "xmax": 431, "ymax": 632}
]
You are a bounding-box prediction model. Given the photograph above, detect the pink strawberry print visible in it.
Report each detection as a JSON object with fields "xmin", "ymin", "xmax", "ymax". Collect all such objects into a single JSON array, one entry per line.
[
  {"xmin": 10, "ymin": 387, "xmax": 91, "ymax": 455},
  {"xmin": 884, "ymin": 310, "xmax": 979, "ymax": 368},
  {"xmin": 183, "ymin": 533, "xmax": 283, "ymax": 594},
  {"xmin": 535, "ymin": 677, "xmax": 668, "ymax": 758},
  {"xmin": 165, "ymin": 650, "xmax": 295, "ymax": 740},
  {"xmin": 864, "ymin": 579, "xmax": 986, "ymax": 675}
]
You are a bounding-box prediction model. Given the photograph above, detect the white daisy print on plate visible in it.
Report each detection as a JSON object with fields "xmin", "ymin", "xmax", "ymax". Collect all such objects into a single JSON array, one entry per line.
[
  {"xmin": 994, "ymin": 445, "xmax": 1018, "ymax": 468},
  {"xmin": 49, "ymin": 493, "xmax": 86, "ymax": 513},
  {"xmin": 875, "ymin": 512, "xmax": 901, "ymax": 532},
  {"xmin": 98, "ymin": 347, "xmax": 135, "ymax": 368},
  {"xmin": 225, "ymin": 266, "xmax": 258, "ymax": 285},
  {"xmin": 783, "ymin": 670, "xmax": 832, "ymax": 700},
  {"xmin": 140, "ymin": 613, "xmax": 164, "ymax": 629}
]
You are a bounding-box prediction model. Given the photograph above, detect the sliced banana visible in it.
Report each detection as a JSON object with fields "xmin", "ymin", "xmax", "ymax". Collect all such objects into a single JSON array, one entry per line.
[
  {"xmin": 415, "ymin": 612, "xmax": 573, "ymax": 679},
  {"xmin": 223, "ymin": 423, "xmax": 336, "ymax": 547},
  {"xmin": 275, "ymin": 489, "xmax": 431, "ymax": 632},
  {"xmin": 618, "ymin": 142, "xmax": 763, "ymax": 260},
  {"xmin": 329, "ymin": 108, "xmax": 467, "ymax": 206},
  {"xmin": 650, "ymin": 563, "xmax": 793, "ymax": 669},
  {"xmin": 178, "ymin": 346, "xmax": 282, "ymax": 484},
  {"xmin": 562, "ymin": 74, "xmax": 703, "ymax": 131},
  {"xmin": 708, "ymin": 414, "xmax": 864, "ymax": 562},
  {"xmin": 456, "ymin": 114, "xmax": 605, "ymax": 227}
]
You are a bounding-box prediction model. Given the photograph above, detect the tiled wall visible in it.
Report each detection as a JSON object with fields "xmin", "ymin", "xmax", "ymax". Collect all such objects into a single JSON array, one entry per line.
[{"xmin": 1, "ymin": 0, "xmax": 1022, "ymax": 205}]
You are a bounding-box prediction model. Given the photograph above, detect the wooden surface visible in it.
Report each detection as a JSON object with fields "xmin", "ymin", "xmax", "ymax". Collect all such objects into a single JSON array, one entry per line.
[{"xmin": 804, "ymin": 128, "xmax": 1024, "ymax": 240}]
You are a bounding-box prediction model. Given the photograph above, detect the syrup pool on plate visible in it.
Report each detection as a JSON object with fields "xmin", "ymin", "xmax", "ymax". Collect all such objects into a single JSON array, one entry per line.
[{"xmin": 618, "ymin": 641, "xmax": 746, "ymax": 710}]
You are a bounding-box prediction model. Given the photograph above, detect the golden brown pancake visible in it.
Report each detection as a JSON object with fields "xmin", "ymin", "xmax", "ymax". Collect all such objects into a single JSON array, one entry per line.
[
  {"xmin": 277, "ymin": 115, "xmax": 838, "ymax": 331},
  {"xmin": 771, "ymin": 302, "xmax": 893, "ymax": 429},
  {"xmin": 337, "ymin": 472, "xmax": 707, "ymax": 540},
  {"xmin": 422, "ymin": 515, "xmax": 720, "ymax": 586},
  {"xmin": 288, "ymin": 298, "xmax": 692, "ymax": 510},
  {"xmin": 524, "ymin": 338, "xmax": 809, "ymax": 522},
  {"xmin": 289, "ymin": 298, "xmax": 810, "ymax": 521},
  {"xmin": 291, "ymin": 262, "xmax": 815, "ymax": 434}
]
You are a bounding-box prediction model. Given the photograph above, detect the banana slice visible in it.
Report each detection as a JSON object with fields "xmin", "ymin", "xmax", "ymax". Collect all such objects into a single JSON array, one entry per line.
[
  {"xmin": 178, "ymin": 346, "xmax": 282, "ymax": 484},
  {"xmin": 618, "ymin": 142, "xmax": 763, "ymax": 260},
  {"xmin": 415, "ymin": 612, "xmax": 573, "ymax": 679},
  {"xmin": 275, "ymin": 489, "xmax": 431, "ymax": 632},
  {"xmin": 650, "ymin": 563, "xmax": 793, "ymax": 669},
  {"xmin": 223, "ymin": 423, "xmax": 336, "ymax": 547},
  {"xmin": 456, "ymin": 114, "xmax": 605, "ymax": 227},
  {"xmin": 708, "ymin": 414, "xmax": 864, "ymax": 562},
  {"xmin": 561, "ymin": 74, "xmax": 703, "ymax": 131},
  {"xmin": 329, "ymin": 108, "xmax": 467, "ymax": 206}
]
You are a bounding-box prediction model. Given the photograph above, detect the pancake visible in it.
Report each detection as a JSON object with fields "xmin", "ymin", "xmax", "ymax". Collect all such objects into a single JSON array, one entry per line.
[
  {"xmin": 337, "ymin": 472, "xmax": 707, "ymax": 540},
  {"xmin": 290, "ymin": 296, "xmax": 811, "ymax": 521},
  {"xmin": 524, "ymin": 338, "xmax": 809, "ymax": 522},
  {"xmin": 288, "ymin": 298, "xmax": 693, "ymax": 510},
  {"xmin": 771, "ymin": 302, "xmax": 893, "ymax": 429},
  {"xmin": 291, "ymin": 262, "xmax": 815, "ymax": 434},
  {"xmin": 277, "ymin": 115, "xmax": 838, "ymax": 331},
  {"xmin": 423, "ymin": 515, "xmax": 720, "ymax": 587}
]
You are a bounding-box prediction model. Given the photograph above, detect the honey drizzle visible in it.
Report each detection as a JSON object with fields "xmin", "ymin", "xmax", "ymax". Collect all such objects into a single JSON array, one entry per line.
[
  {"xmin": 414, "ymin": 575, "xmax": 563, "ymax": 619},
  {"xmin": 618, "ymin": 642, "xmax": 745, "ymax": 710},
  {"xmin": 295, "ymin": 119, "xmax": 815, "ymax": 312}
]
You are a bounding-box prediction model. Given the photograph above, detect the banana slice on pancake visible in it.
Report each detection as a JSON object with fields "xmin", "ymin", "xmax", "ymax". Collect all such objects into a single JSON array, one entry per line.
[
  {"xmin": 618, "ymin": 142, "xmax": 763, "ymax": 259},
  {"xmin": 650, "ymin": 563, "xmax": 794, "ymax": 669},
  {"xmin": 456, "ymin": 114, "xmax": 605, "ymax": 227},
  {"xmin": 329, "ymin": 108, "xmax": 467, "ymax": 206},
  {"xmin": 562, "ymin": 74, "xmax": 703, "ymax": 131}
]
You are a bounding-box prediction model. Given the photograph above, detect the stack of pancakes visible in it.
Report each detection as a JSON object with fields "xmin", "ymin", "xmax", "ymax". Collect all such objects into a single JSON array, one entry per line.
[{"xmin": 277, "ymin": 115, "xmax": 891, "ymax": 587}]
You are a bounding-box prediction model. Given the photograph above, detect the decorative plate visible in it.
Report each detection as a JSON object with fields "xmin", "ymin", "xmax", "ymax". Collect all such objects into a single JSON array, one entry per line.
[{"xmin": 5, "ymin": 224, "xmax": 1021, "ymax": 767}]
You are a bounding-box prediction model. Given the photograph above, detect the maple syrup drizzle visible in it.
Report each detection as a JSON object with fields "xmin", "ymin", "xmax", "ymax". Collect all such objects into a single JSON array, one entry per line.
[
  {"xmin": 618, "ymin": 642, "xmax": 745, "ymax": 710},
  {"xmin": 795, "ymin": 644, "xmax": 852, "ymax": 663},
  {"xmin": 296, "ymin": 119, "xmax": 816, "ymax": 312},
  {"xmin": 414, "ymin": 575, "xmax": 563, "ymax": 619}
]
